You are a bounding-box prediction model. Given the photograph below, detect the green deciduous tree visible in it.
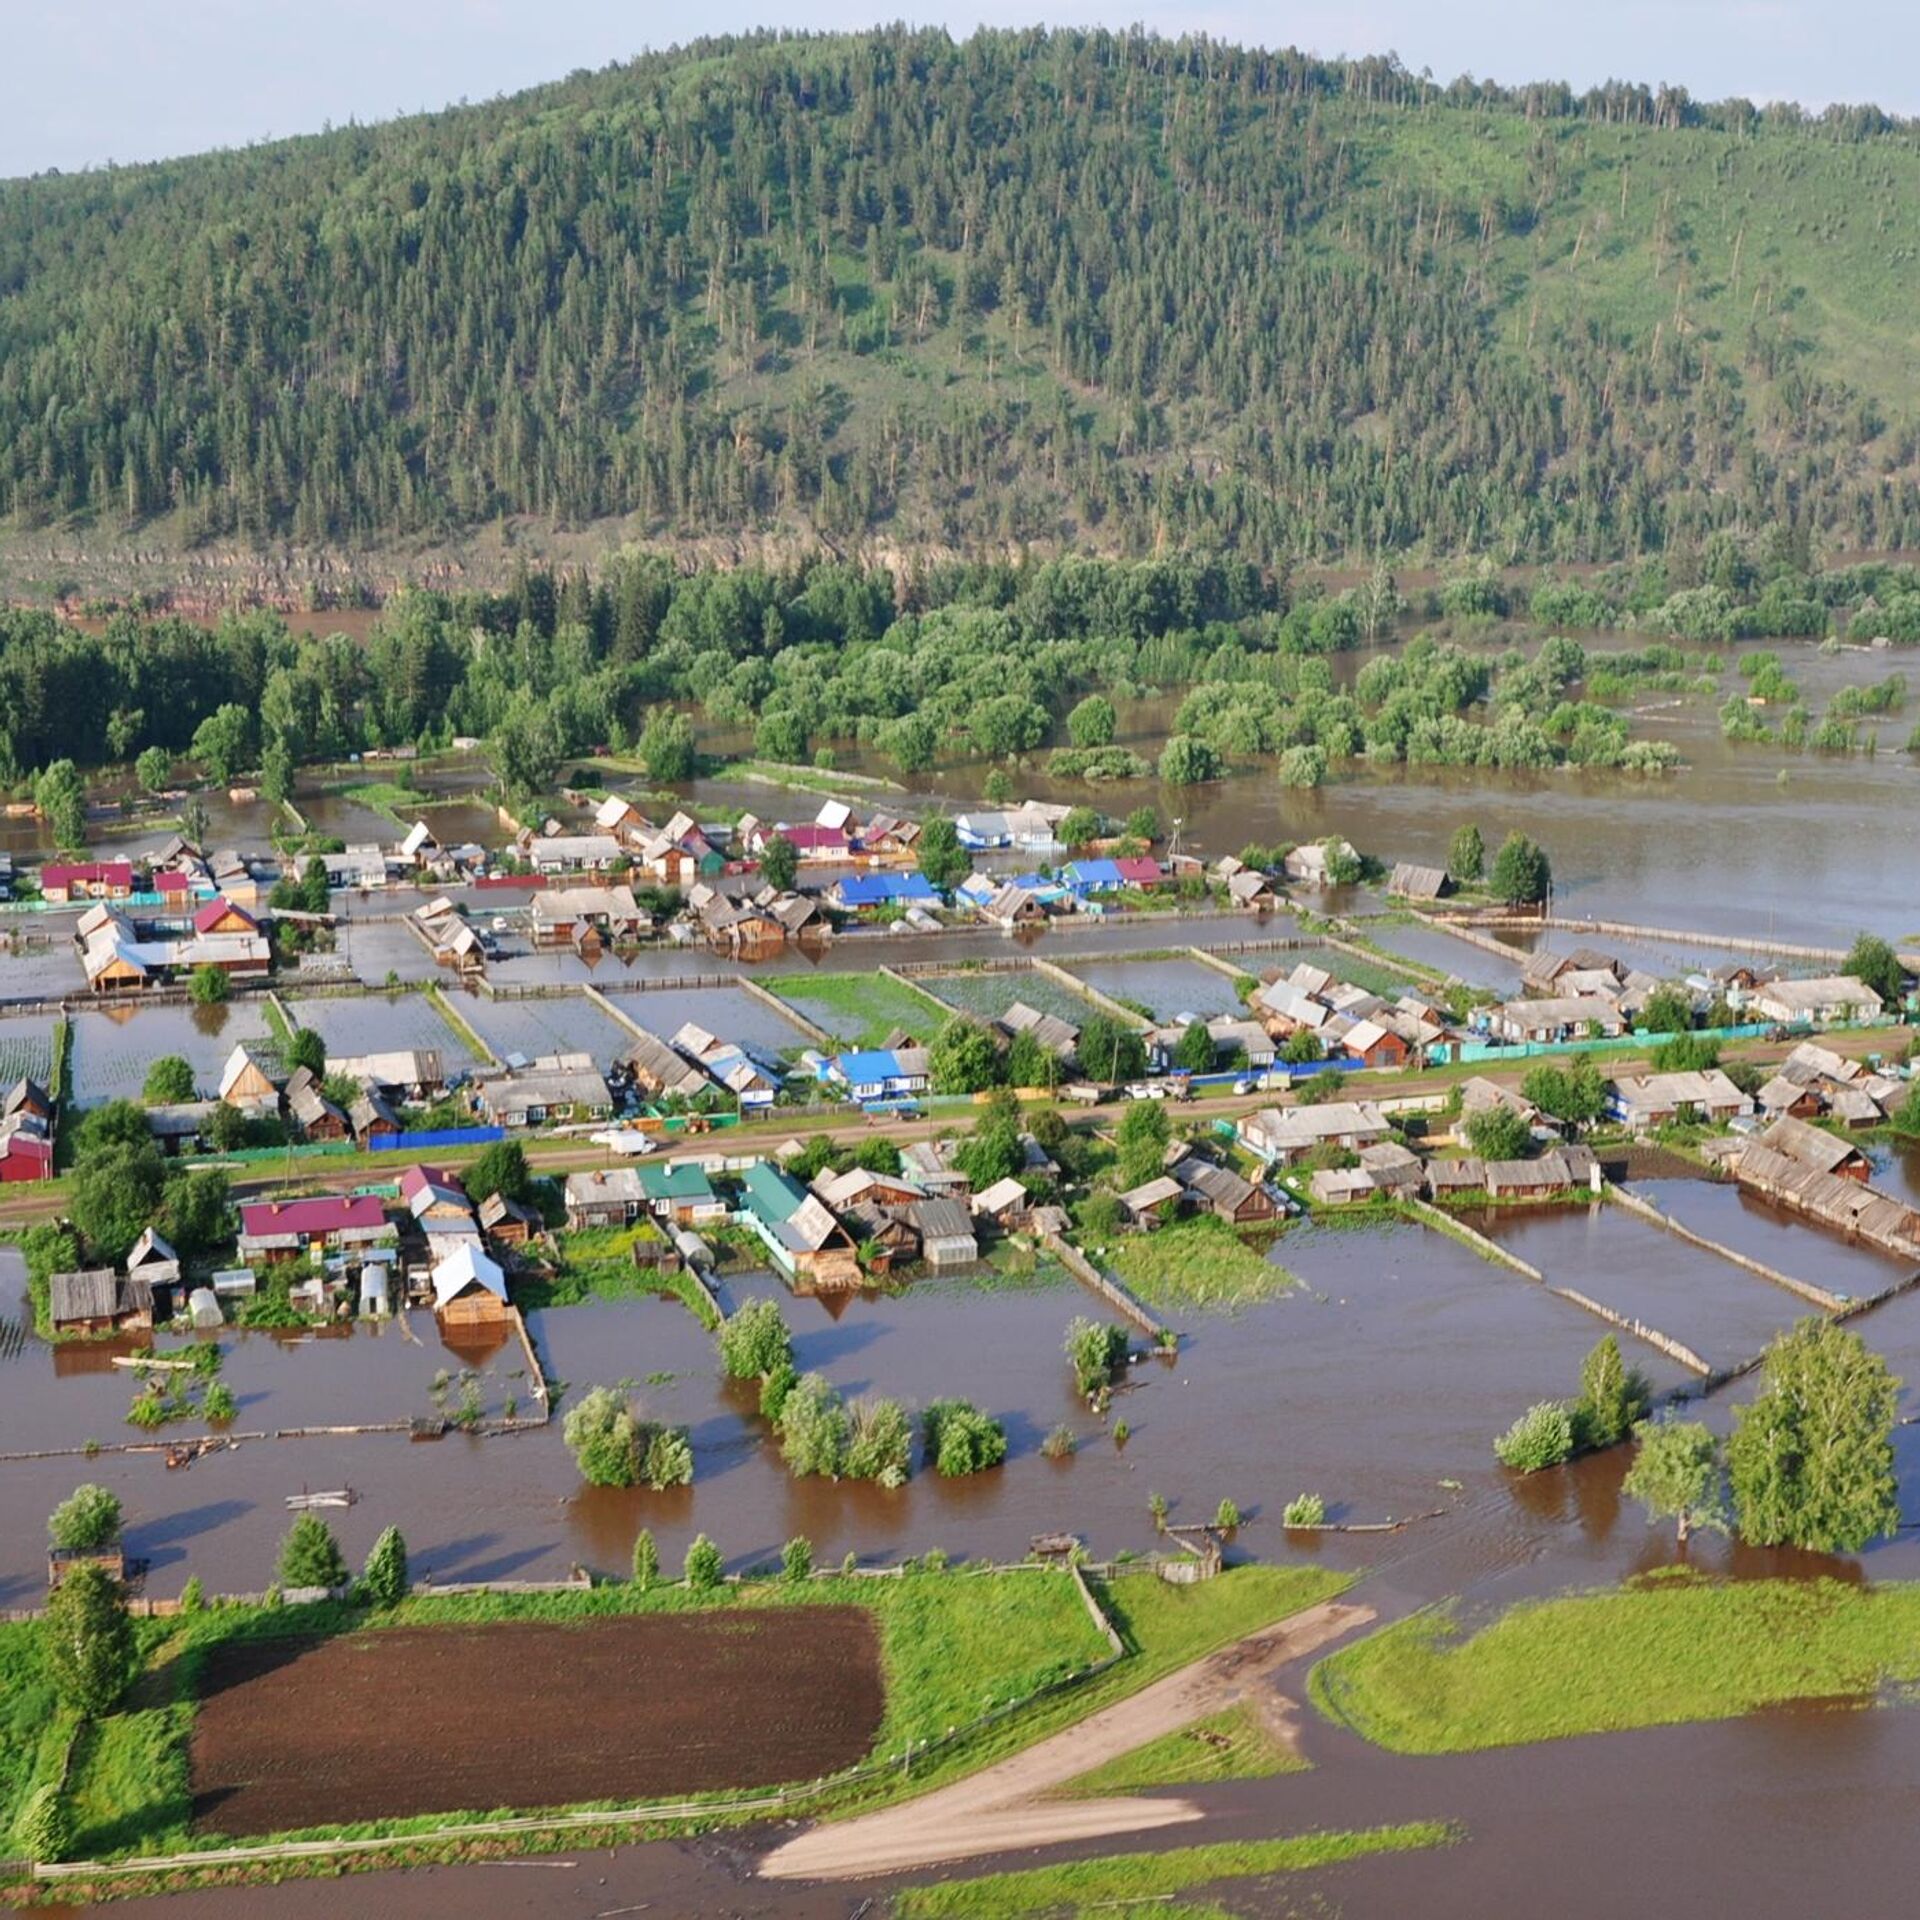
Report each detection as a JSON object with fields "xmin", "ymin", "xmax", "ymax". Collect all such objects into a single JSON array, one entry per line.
[
  {"xmin": 631, "ymin": 1528, "xmax": 659, "ymax": 1588},
  {"xmin": 845, "ymin": 1397, "xmax": 913, "ymax": 1486},
  {"xmin": 1174, "ymin": 1018, "xmax": 1217, "ymax": 1075},
  {"xmin": 684, "ymin": 1534, "xmax": 723, "ymax": 1591},
  {"xmin": 142, "ymin": 1055, "xmax": 195, "ymax": 1104},
  {"xmin": 189, "ymin": 964, "xmax": 230, "ymax": 1005},
  {"xmin": 1157, "ymin": 734, "xmax": 1220, "ymax": 786},
  {"xmin": 359, "ymin": 1526, "xmax": 409, "ymax": 1607},
  {"xmin": 758, "ymin": 833, "xmax": 798, "ymax": 892},
  {"xmin": 1638, "ymin": 985, "xmax": 1695, "ymax": 1036},
  {"xmin": 33, "ymin": 760, "xmax": 87, "ymax": 851},
  {"xmin": 135, "ymin": 745, "xmax": 173, "ymax": 796},
  {"xmin": 1077, "ymin": 1014, "xmax": 1147, "ymax": 1085},
  {"xmin": 464, "ymin": 1140, "xmax": 532, "ymax": 1205},
  {"xmin": 916, "ymin": 815, "xmax": 971, "ymax": 892},
  {"xmin": 778, "ymin": 1372, "xmax": 850, "ymax": 1478},
  {"xmin": 1058, "ymin": 805, "xmax": 1102, "ymax": 850},
  {"xmin": 1465, "ymin": 1105, "xmax": 1534, "ymax": 1161},
  {"xmin": 190, "ymin": 704, "xmax": 254, "ymax": 785},
  {"xmin": 1622, "ymin": 1416, "xmax": 1727, "ymax": 1542},
  {"xmin": 562, "ymin": 1385, "xmax": 692, "ymax": 1489},
  {"xmin": 1488, "ymin": 832, "xmax": 1552, "ymax": 906},
  {"xmin": 70, "ymin": 1143, "xmax": 168, "ymax": 1265},
  {"xmin": 43, "ymin": 1564, "xmax": 136, "ymax": 1715},
  {"xmin": 928, "ymin": 1016, "xmax": 1003, "ymax": 1094},
  {"xmin": 639, "ymin": 709, "xmax": 696, "ymax": 784},
  {"xmin": 285, "ymin": 1027, "xmax": 326, "ymax": 1077},
  {"xmin": 1727, "ymin": 1320, "xmax": 1900, "ymax": 1553},
  {"xmin": 717, "ymin": 1298, "xmax": 792, "ymax": 1380},
  {"xmin": 1494, "ymin": 1401, "xmax": 1576, "ymax": 1472},
  {"xmin": 278, "ymin": 1514, "xmax": 349, "ymax": 1590},
  {"xmin": 922, "ymin": 1399, "xmax": 1009, "ymax": 1476},
  {"xmin": 48, "ymin": 1485, "xmax": 122, "ymax": 1553},
  {"xmin": 1066, "ymin": 1317, "xmax": 1129, "ymax": 1396},
  {"xmin": 1843, "ymin": 931, "xmax": 1906, "ymax": 1007},
  {"xmin": 1067, "ymin": 695, "xmax": 1117, "ymax": 748},
  {"xmin": 1574, "ymin": 1335, "xmax": 1650, "ymax": 1450},
  {"xmin": 1446, "ymin": 822, "xmax": 1485, "ymax": 883}
]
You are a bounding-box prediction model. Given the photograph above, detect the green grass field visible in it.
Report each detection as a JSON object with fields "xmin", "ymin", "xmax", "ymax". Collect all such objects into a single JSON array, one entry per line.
[
  {"xmin": 1312, "ymin": 1574, "xmax": 1920, "ymax": 1755},
  {"xmin": 1059, "ymin": 1700, "xmax": 1305, "ymax": 1797},
  {"xmin": 514, "ymin": 1223, "xmax": 717, "ymax": 1326},
  {"xmin": 1108, "ymin": 1217, "xmax": 1295, "ymax": 1312},
  {"xmin": 891, "ymin": 1824, "xmax": 1459, "ymax": 1918},
  {"xmin": 777, "ymin": 970, "xmax": 951, "ymax": 1047}
]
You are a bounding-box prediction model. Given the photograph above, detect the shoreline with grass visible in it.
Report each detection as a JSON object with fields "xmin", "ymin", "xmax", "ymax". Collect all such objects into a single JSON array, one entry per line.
[
  {"xmin": 9, "ymin": 1561, "xmax": 1350, "ymax": 1898},
  {"xmin": 1311, "ymin": 1572, "xmax": 1920, "ymax": 1755}
]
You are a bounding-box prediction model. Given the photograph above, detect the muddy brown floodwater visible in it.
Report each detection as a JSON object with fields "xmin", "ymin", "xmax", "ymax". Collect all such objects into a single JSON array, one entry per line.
[{"xmin": 10, "ymin": 1109, "xmax": 1920, "ymax": 1907}]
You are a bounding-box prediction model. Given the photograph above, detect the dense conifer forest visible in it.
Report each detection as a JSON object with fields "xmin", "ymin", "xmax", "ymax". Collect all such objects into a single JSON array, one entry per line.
[{"xmin": 4, "ymin": 27, "xmax": 1920, "ymax": 567}]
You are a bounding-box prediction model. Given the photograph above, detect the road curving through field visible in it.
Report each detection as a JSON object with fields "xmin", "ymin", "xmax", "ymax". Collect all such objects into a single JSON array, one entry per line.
[{"xmin": 756, "ymin": 1597, "xmax": 1373, "ymax": 1882}]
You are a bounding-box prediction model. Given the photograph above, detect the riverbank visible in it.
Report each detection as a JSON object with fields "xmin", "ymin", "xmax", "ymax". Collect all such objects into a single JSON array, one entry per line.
[{"xmin": 1311, "ymin": 1571, "xmax": 1920, "ymax": 1754}]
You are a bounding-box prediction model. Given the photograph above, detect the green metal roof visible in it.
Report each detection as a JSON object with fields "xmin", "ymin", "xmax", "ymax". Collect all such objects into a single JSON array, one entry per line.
[
  {"xmin": 739, "ymin": 1159, "xmax": 805, "ymax": 1224},
  {"xmin": 639, "ymin": 1161, "xmax": 716, "ymax": 1202}
]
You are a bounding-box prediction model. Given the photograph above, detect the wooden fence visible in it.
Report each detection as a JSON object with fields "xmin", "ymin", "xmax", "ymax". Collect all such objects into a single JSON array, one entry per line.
[{"xmin": 1043, "ymin": 1232, "xmax": 1164, "ymax": 1336}]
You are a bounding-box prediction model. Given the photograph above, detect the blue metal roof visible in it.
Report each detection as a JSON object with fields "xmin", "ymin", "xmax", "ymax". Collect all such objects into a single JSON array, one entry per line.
[
  {"xmin": 838, "ymin": 872, "xmax": 941, "ymax": 906},
  {"xmin": 1064, "ymin": 859, "xmax": 1124, "ymax": 888},
  {"xmin": 833, "ymin": 1049, "xmax": 902, "ymax": 1083}
]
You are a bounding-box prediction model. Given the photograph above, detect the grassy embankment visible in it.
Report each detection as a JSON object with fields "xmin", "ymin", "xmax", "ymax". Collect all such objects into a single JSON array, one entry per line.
[
  {"xmin": 333, "ymin": 780, "xmax": 436, "ymax": 827},
  {"xmin": 21, "ymin": 1563, "xmax": 1350, "ymax": 1869},
  {"xmin": 1059, "ymin": 1700, "xmax": 1305, "ymax": 1796},
  {"xmin": 1312, "ymin": 1573, "xmax": 1920, "ymax": 1755},
  {"xmin": 705, "ymin": 757, "xmax": 902, "ymax": 795},
  {"xmin": 890, "ymin": 1824, "xmax": 1460, "ymax": 1919},
  {"xmin": 775, "ymin": 970, "xmax": 951, "ymax": 1047}
]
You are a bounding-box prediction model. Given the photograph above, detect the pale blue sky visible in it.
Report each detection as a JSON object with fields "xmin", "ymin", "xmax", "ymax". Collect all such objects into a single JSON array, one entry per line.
[{"xmin": 4, "ymin": 1, "xmax": 1914, "ymax": 179}]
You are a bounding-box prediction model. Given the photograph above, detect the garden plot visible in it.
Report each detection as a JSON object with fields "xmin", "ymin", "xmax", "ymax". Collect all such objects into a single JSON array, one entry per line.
[
  {"xmin": 0, "ymin": 1014, "xmax": 54, "ymax": 1087},
  {"xmin": 776, "ymin": 970, "xmax": 950, "ymax": 1047},
  {"xmin": 467, "ymin": 993, "xmax": 633, "ymax": 1071},
  {"xmin": 921, "ymin": 970, "xmax": 1094, "ymax": 1029},
  {"xmin": 626, "ymin": 984, "xmax": 817, "ymax": 1057},
  {"xmin": 69, "ymin": 1002, "xmax": 273, "ymax": 1104},
  {"xmin": 284, "ymin": 992, "xmax": 477, "ymax": 1063}
]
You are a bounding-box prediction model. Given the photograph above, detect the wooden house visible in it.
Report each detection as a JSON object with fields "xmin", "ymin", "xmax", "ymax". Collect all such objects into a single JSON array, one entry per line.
[
  {"xmin": 284, "ymin": 1066, "xmax": 350, "ymax": 1142},
  {"xmin": 49, "ymin": 1268, "xmax": 150, "ymax": 1334},
  {"xmin": 430, "ymin": 1243, "xmax": 510, "ymax": 1327},
  {"xmin": 1118, "ymin": 1175, "xmax": 1186, "ymax": 1229},
  {"xmin": 910, "ymin": 1196, "xmax": 979, "ymax": 1266},
  {"xmin": 1755, "ymin": 1115, "xmax": 1870, "ymax": 1183},
  {"xmin": 1173, "ymin": 1157, "xmax": 1277, "ymax": 1225},
  {"xmin": 564, "ymin": 1168, "xmax": 646, "ymax": 1228},
  {"xmin": 969, "ymin": 1176, "xmax": 1031, "ymax": 1230},
  {"xmin": 218, "ymin": 1044, "xmax": 282, "ymax": 1113},
  {"xmin": 479, "ymin": 1190, "xmax": 541, "ymax": 1247},
  {"xmin": 739, "ymin": 1161, "xmax": 863, "ymax": 1289}
]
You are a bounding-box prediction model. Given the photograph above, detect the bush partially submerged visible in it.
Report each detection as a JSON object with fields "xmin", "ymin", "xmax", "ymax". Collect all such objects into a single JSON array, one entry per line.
[{"xmin": 1494, "ymin": 1401, "xmax": 1577, "ymax": 1472}]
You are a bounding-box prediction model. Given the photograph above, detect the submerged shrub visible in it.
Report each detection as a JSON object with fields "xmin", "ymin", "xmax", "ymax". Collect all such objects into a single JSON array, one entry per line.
[
  {"xmin": 1282, "ymin": 1493, "xmax": 1326, "ymax": 1528},
  {"xmin": 1494, "ymin": 1401, "xmax": 1577, "ymax": 1472}
]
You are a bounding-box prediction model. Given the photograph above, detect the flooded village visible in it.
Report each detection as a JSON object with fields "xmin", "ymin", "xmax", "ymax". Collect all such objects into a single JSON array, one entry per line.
[{"xmin": 0, "ymin": 620, "xmax": 1913, "ymax": 1918}]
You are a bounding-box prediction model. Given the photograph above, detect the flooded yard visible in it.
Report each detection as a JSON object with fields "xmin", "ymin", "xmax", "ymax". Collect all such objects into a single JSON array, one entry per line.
[
  {"xmin": 602, "ymin": 984, "xmax": 814, "ymax": 1056},
  {"xmin": 1476, "ymin": 1202, "xmax": 1813, "ymax": 1372},
  {"xmin": 283, "ymin": 990, "xmax": 475, "ymax": 1062},
  {"xmin": 1068, "ymin": 955, "xmax": 1249, "ymax": 1021},
  {"xmin": 69, "ymin": 1000, "xmax": 272, "ymax": 1103},
  {"xmin": 463, "ymin": 992, "xmax": 634, "ymax": 1070},
  {"xmin": 0, "ymin": 1010, "xmax": 56, "ymax": 1084},
  {"xmin": 336, "ymin": 914, "xmax": 437, "ymax": 985}
]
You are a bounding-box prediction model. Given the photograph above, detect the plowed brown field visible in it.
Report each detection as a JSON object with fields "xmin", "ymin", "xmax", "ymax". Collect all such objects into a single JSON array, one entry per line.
[{"xmin": 189, "ymin": 1609, "xmax": 884, "ymax": 1836}]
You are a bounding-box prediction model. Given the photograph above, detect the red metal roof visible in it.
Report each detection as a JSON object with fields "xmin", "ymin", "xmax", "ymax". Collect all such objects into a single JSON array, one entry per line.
[
  {"xmin": 781, "ymin": 825, "xmax": 848, "ymax": 852},
  {"xmin": 41, "ymin": 861, "xmax": 134, "ymax": 888},
  {"xmin": 154, "ymin": 871, "xmax": 192, "ymax": 893},
  {"xmin": 397, "ymin": 1164, "xmax": 465, "ymax": 1201},
  {"xmin": 240, "ymin": 1195, "xmax": 388, "ymax": 1237},
  {"xmin": 192, "ymin": 896, "xmax": 256, "ymax": 933},
  {"xmin": 1115, "ymin": 856, "xmax": 1164, "ymax": 885}
]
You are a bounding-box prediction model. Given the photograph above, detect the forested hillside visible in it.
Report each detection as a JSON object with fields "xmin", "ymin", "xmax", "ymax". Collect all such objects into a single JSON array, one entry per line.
[{"xmin": 5, "ymin": 27, "xmax": 1920, "ymax": 569}]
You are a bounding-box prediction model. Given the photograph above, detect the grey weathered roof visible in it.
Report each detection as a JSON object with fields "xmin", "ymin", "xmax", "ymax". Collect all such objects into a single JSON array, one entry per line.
[
  {"xmin": 50, "ymin": 1269, "xmax": 121, "ymax": 1322},
  {"xmin": 911, "ymin": 1197, "xmax": 977, "ymax": 1243}
]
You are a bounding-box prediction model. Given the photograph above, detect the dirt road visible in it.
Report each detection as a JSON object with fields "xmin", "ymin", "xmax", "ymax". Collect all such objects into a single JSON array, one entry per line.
[{"xmin": 757, "ymin": 1597, "xmax": 1374, "ymax": 1883}]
